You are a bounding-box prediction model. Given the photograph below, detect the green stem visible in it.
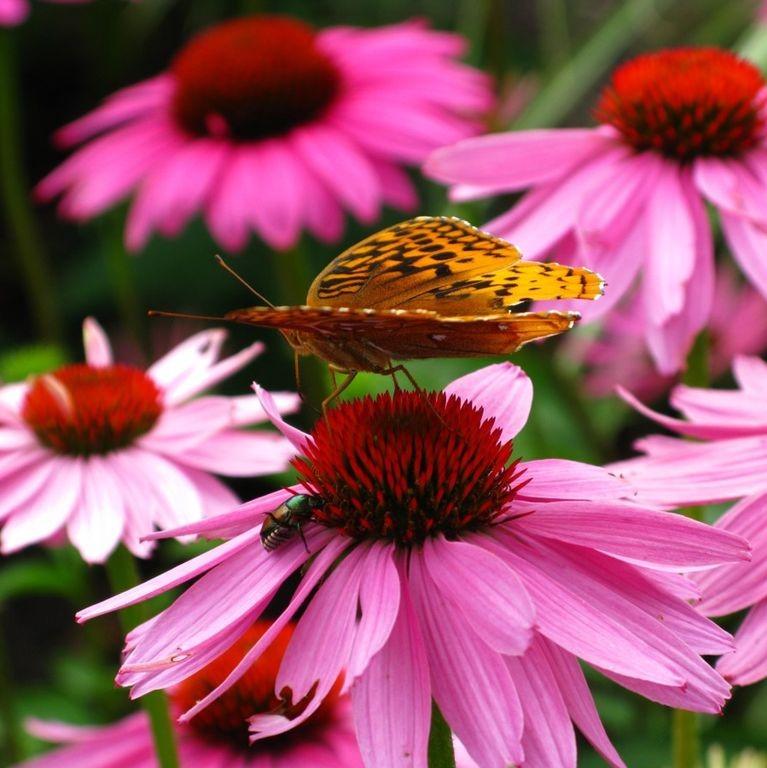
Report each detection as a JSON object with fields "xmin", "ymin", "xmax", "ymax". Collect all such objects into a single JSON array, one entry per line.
[
  {"xmin": 0, "ymin": 625, "xmax": 21, "ymax": 766},
  {"xmin": 535, "ymin": 0, "xmax": 571, "ymax": 73},
  {"xmin": 427, "ymin": 702, "xmax": 456, "ymax": 768},
  {"xmin": 272, "ymin": 243, "xmax": 330, "ymax": 409},
  {"xmin": 672, "ymin": 709, "xmax": 700, "ymax": 768},
  {"xmin": 101, "ymin": 213, "xmax": 147, "ymax": 354},
  {"xmin": 513, "ymin": 0, "xmax": 670, "ymax": 129},
  {"xmin": 0, "ymin": 31, "xmax": 61, "ymax": 344},
  {"xmin": 737, "ymin": 21, "xmax": 767, "ymax": 69},
  {"xmin": 105, "ymin": 547, "xmax": 180, "ymax": 768},
  {"xmin": 670, "ymin": 332, "xmax": 711, "ymax": 767}
]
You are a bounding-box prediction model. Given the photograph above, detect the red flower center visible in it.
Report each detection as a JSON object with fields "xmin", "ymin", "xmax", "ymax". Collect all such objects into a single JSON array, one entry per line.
[
  {"xmin": 596, "ymin": 47, "xmax": 766, "ymax": 160},
  {"xmin": 172, "ymin": 621, "xmax": 341, "ymax": 751},
  {"xmin": 292, "ymin": 390, "xmax": 525, "ymax": 546},
  {"xmin": 171, "ymin": 15, "xmax": 341, "ymax": 141},
  {"xmin": 21, "ymin": 364, "xmax": 162, "ymax": 456}
]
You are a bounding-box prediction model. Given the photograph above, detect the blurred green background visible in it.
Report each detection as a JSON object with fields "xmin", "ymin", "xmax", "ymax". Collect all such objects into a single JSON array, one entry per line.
[{"xmin": 2, "ymin": 1, "xmax": 767, "ymax": 765}]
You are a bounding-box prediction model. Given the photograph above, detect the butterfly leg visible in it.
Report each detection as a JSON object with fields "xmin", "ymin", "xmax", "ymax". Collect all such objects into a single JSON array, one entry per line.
[{"xmin": 321, "ymin": 370, "xmax": 357, "ymax": 415}]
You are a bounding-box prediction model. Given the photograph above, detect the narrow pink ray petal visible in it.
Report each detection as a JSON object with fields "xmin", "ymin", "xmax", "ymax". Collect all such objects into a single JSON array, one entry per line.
[
  {"xmin": 82, "ymin": 317, "xmax": 113, "ymax": 367},
  {"xmin": 717, "ymin": 599, "xmax": 767, "ymax": 685},
  {"xmin": 443, "ymin": 361, "xmax": 532, "ymax": 442}
]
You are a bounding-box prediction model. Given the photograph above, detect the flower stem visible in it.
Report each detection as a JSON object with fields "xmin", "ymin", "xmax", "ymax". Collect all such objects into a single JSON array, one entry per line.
[
  {"xmin": 670, "ymin": 331, "xmax": 710, "ymax": 768},
  {"xmin": 0, "ymin": 625, "xmax": 22, "ymax": 766},
  {"xmin": 672, "ymin": 709, "xmax": 700, "ymax": 768},
  {"xmin": 427, "ymin": 702, "xmax": 456, "ymax": 768},
  {"xmin": 272, "ymin": 243, "xmax": 330, "ymax": 409},
  {"xmin": 0, "ymin": 30, "xmax": 61, "ymax": 344},
  {"xmin": 513, "ymin": 0, "xmax": 670, "ymax": 129},
  {"xmin": 105, "ymin": 546, "xmax": 180, "ymax": 768},
  {"xmin": 101, "ymin": 213, "xmax": 148, "ymax": 355}
]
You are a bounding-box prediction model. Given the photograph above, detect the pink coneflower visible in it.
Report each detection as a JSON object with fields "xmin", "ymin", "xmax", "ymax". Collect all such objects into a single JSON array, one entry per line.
[
  {"xmin": 565, "ymin": 267, "xmax": 767, "ymax": 402},
  {"xmin": 610, "ymin": 356, "xmax": 767, "ymax": 686},
  {"xmin": 37, "ymin": 15, "xmax": 492, "ymax": 253},
  {"xmin": 426, "ymin": 47, "xmax": 767, "ymax": 375},
  {"xmin": 0, "ymin": 317, "xmax": 297, "ymax": 563},
  {"xmin": 0, "ymin": 0, "xmax": 90, "ymax": 27},
  {"xmin": 78, "ymin": 363, "xmax": 748, "ymax": 768},
  {"xmin": 16, "ymin": 620, "xmax": 366, "ymax": 767}
]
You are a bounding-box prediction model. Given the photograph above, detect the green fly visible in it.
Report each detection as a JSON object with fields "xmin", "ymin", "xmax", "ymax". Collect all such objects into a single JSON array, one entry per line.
[{"xmin": 260, "ymin": 494, "xmax": 324, "ymax": 552}]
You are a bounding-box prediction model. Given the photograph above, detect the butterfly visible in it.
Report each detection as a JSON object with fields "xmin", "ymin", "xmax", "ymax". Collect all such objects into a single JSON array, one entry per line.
[{"xmin": 153, "ymin": 216, "xmax": 604, "ymax": 405}]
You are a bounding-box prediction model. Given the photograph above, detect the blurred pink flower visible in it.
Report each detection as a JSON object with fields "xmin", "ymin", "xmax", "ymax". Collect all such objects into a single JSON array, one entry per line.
[
  {"xmin": 427, "ymin": 47, "xmax": 767, "ymax": 375},
  {"xmin": 0, "ymin": 318, "xmax": 298, "ymax": 563},
  {"xmin": 610, "ymin": 357, "xmax": 767, "ymax": 686},
  {"xmin": 79, "ymin": 363, "xmax": 748, "ymax": 768},
  {"xmin": 38, "ymin": 15, "xmax": 492, "ymax": 253},
  {"xmin": 0, "ymin": 0, "xmax": 89, "ymax": 27},
  {"xmin": 16, "ymin": 620, "xmax": 366, "ymax": 768},
  {"xmin": 565, "ymin": 268, "xmax": 767, "ymax": 402}
]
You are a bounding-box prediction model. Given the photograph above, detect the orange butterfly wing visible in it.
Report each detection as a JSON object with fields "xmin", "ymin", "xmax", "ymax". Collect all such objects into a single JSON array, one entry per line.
[
  {"xmin": 223, "ymin": 306, "xmax": 579, "ymax": 358},
  {"xmin": 307, "ymin": 216, "xmax": 603, "ymax": 314}
]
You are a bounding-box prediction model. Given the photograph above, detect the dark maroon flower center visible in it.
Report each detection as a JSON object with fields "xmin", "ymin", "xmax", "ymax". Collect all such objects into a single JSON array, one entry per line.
[
  {"xmin": 171, "ymin": 15, "xmax": 341, "ymax": 141},
  {"xmin": 292, "ymin": 390, "xmax": 525, "ymax": 546},
  {"xmin": 596, "ymin": 47, "xmax": 766, "ymax": 160},
  {"xmin": 172, "ymin": 622, "xmax": 341, "ymax": 752},
  {"xmin": 21, "ymin": 364, "xmax": 162, "ymax": 456}
]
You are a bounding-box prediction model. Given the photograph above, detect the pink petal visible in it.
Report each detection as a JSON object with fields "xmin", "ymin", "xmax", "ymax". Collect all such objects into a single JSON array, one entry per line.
[
  {"xmin": 517, "ymin": 459, "xmax": 632, "ymax": 502},
  {"xmin": 733, "ymin": 355, "xmax": 767, "ymax": 393},
  {"xmin": 177, "ymin": 535, "xmax": 349, "ymax": 721},
  {"xmin": 485, "ymin": 532, "xmax": 687, "ymax": 684},
  {"xmin": 423, "ymin": 536, "xmax": 534, "ymax": 655},
  {"xmin": 505, "ymin": 636, "xmax": 577, "ymax": 768},
  {"xmin": 67, "ymin": 458, "xmax": 125, "ymax": 563},
  {"xmin": 254, "ymin": 384, "xmax": 311, "ymax": 452},
  {"xmin": 290, "ymin": 124, "xmax": 380, "ymax": 222},
  {"xmin": 538, "ymin": 639, "xmax": 626, "ymax": 768},
  {"xmin": 147, "ymin": 329, "xmax": 227, "ymax": 391},
  {"xmin": 720, "ymin": 211, "xmax": 767, "ymax": 300},
  {"xmin": 717, "ymin": 599, "xmax": 767, "ymax": 685},
  {"xmin": 425, "ymin": 128, "xmax": 607, "ymax": 191},
  {"xmin": 77, "ymin": 526, "xmax": 263, "ymax": 622},
  {"xmin": 693, "ymin": 155, "xmax": 767, "ymax": 227},
  {"xmin": 409, "ymin": 549, "xmax": 525, "ymax": 768},
  {"xmin": 347, "ymin": 542, "xmax": 401, "ymax": 681},
  {"xmin": 442, "ymin": 362, "xmax": 531, "ymax": 442},
  {"xmin": 351, "ymin": 571, "xmax": 430, "ymax": 768},
  {"xmin": 1, "ymin": 459, "xmax": 80, "ymax": 554},
  {"xmin": 81, "ymin": 318, "xmax": 113, "ymax": 367},
  {"xmin": 514, "ymin": 499, "xmax": 749, "ymax": 569},
  {"xmin": 696, "ymin": 493, "xmax": 767, "ymax": 616}
]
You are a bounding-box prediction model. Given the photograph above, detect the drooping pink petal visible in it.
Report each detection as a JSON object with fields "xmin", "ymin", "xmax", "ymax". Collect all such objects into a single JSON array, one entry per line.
[
  {"xmin": 693, "ymin": 155, "xmax": 767, "ymax": 227},
  {"xmin": 505, "ymin": 636, "xmax": 577, "ymax": 768},
  {"xmin": 443, "ymin": 361, "xmax": 532, "ymax": 442},
  {"xmin": 347, "ymin": 542, "xmax": 401, "ymax": 681},
  {"xmin": 67, "ymin": 458, "xmax": 126, "ymax": 563},
  {"xmin": 425, "ymin": 128, "xmax": 608, "ymax": 192},
  {"xmin": 1, "ymin": 459, "xmax": 80, "ymax": 554},
  {"xmin": 351, "ymin": 569, "xmax": 430, "ymax": 768},
  {"xmin": 720, "ymin": 210, "xmax": 767, "ymax": 300},
  {"xmin": 717, "ymin": 599, "xmax": 767, "ymax": 685},
  {"xmin": 695, "ymin": 492, "xmax": 767, "ymax": 615},
  {"xmin": 733, "ymin": 354, "xmax": 767, "ymax": 393},
  {"xmin": 409, "ymin": 549, "xmax": 525, "ymax": 768},
  {"xmin": 538, "ymin": 639, "xmax": 626, "ymax": 768},
  {"xmin": 514, "ymin": 499, "xmax": 749, "ymax": 569},
  {"xmin": 423, "ymin": 536, "xmax": 534, "ymax": 655}
]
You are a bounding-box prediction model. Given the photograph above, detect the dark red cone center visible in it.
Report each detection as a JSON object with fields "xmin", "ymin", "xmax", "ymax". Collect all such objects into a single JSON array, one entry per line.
[
  {"xmin": 292, "ymin": 390, "xmax": 526, "ymax": 546},
  {"xmin": 22, "ymin": 364, "xmax": 162, "ymax": 456},
  {"xmin": 596, "ymin": 47, "xmax": 766, "ymax": 160},
  {"xmin": 171, "ymin": 15, "xmax": 341, "ymax": 141}
]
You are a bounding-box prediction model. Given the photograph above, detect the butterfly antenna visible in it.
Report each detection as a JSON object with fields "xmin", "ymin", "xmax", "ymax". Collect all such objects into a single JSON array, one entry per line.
[
  {"xmin": 148, "ymin": 309, "xmax": 227, "ymax": 322},
  {"xmin": 214, "ymin": 255, "xmax": 276, "ymax": 308}
]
